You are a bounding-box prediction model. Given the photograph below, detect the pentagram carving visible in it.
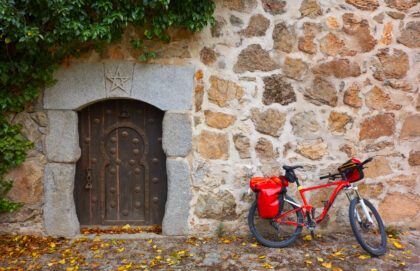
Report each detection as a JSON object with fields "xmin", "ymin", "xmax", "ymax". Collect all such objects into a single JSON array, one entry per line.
[{"xmin": 104, "ymin": 63, "xmax": 134, "ymax": 96}]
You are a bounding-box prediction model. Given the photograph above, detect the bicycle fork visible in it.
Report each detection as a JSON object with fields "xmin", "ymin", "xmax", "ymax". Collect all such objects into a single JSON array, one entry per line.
[{"xmin": 344, "ymin": 186, "xmax": 374, "ymax": 225}]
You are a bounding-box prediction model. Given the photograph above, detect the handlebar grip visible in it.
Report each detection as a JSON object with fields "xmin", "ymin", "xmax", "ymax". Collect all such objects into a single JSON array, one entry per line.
[{"xmin": 362, "ymin": 157, "xmax": 373, "ymax": 165}]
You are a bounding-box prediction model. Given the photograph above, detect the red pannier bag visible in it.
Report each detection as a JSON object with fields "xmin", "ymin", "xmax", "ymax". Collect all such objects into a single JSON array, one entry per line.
[
  {"xmin": 338, "ymin": 159, "xmax": 364, "ymax": 182},
  {"xmin": 250, "ymin": 176, "xmax": 288, "ymax": 218}
]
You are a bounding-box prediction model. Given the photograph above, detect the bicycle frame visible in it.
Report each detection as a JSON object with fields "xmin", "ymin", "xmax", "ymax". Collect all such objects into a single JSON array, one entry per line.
[{"xmin": 276, "ymin": 180, "xmax": 351, "ymax": 227}]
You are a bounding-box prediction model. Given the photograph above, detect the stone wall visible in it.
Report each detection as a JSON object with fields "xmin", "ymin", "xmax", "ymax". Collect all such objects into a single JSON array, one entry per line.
[{"xmin": 1, "ymin": 0, "xmax": 419, "ymax": 235}]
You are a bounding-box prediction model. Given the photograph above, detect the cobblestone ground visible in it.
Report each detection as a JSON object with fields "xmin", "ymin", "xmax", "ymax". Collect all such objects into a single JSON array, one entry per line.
[{"xmin": 1, "ymin": 230, "xmax": 419, "ymax": 271}]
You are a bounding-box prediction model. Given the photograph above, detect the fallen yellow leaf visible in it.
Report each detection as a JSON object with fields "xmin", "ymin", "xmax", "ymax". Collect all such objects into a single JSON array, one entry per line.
[
  {"xmin": 317, "ymin": 257, "xmax": 324, "ymax": 262},
  {"xmin": 58, "ymin": 259, "xmax": 66, "ymax": 264},
  {"xmin": 223, "ymin": 240, "xmax": 231, "ymax": 243},
  {"xmin": 241, "ymin": 242, "xmax": 247, "ymax": 246},
  {"xmin": 303, "ymin": 259, "xmax": 312, "ymax": 266},
  {"xmin": 359, "ymin": 255, "xmax": 371, "ymax": 259},
  {"xmin": 393, "ymin": 241, "xmax": 403, "ymax": 249},
  {"xmin": 122, "ymin": 224, "xmax": 130, "ymax": 230},
  {"xmin": 116, "ymin": 247, "xmax": 125, "ymax": 253},
  {"xmin": 370, "ymin": 269, "xmax": 378, "ymax": 271},
  {"xmin": 322, "ymin": 262, "xmax": 332, "ymax": 268},
  {"xmin": 389, "ymin": 253, "xmax": 395, "ymax": 258},
  {"xmin": 303, "ymin": 235, "xmax": 312, "ymax": 241},
  {"xmin": 332, "ymin": 268, "xmax": 343, "ymax": 271},
  {"xmin": 259, "ymin": 255, "xmax": 266, "ymax": 259},
  {"xmin": 93, "ymin": 237, "xmax": 101, "ymax": 242},
  {"xmin": 260, "ymin": 263, "xmax": 274, "ymax": 269}
]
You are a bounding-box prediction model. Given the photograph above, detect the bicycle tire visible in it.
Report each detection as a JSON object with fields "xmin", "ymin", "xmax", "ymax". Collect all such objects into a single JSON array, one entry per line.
[
  {"xmin": 349, "ymin": 198, "xmax": 387, "ymax": 256},
  {"xmin": 248, "ymin": 195, "xmax": 303, "ymax": 248}
]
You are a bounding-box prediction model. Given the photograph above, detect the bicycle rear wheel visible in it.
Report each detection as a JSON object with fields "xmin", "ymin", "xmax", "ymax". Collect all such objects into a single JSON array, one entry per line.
[
  {"xmin": 248, "ymin": 195, "xmax": 303, "ymax": 248},
  {"xmin": 349, "ymin": 198, "xmax": 387, "ymax": 256}
]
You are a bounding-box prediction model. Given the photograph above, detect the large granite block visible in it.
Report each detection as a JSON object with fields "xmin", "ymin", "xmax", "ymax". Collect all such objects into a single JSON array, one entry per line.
[{"xmin": 162, "ymin": 112, "xmax": 192, "ymax": 157}]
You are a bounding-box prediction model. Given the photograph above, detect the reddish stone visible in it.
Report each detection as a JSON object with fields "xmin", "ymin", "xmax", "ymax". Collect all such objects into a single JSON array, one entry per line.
[
  {"xmin": 312, "ymin": 59, "xmax": 361, "ymax": 78},
  {"xmin": 359, "ymin": 113, "xmax": 395, "ymax": 140},
  {"xmin": 379, "ymin": 192, "xmax": 420, "ymax": 223},
  {"xmin": 196, "ymin": 131, "xmax": 229, "ymax": 160},
  {"xmin": 262, "ymin": 0, "xmax": 286, "ymax": 15},
  {"xmin": 343, "ymin": 83, "xmax": 362, "ymax": 108},
  {"xmin": 384, "ymin": 0, "xmax": 418, "ymax": 12},
  {"xmin": 345, "ymin": 0, "xmax": 379, "ymax": 10},
  {"xmin": 200, "ymin": 47, "xmax": 217, "ymax": 65},
  {"xmin": 320, "ymin": 33, "xmax": 354, "ymax": 57},
  {"xmin": 195, "ymin": 85, "xmax": 204, "ymax": 112},
  {"xmin": 373, "ymin": 48, "xmax": 409, "ymax": 80},
  {"xmin": 222, "ymin": 0, "xmax": 258, "ymax": 13},
  {"xmin": 342, "ymin": 13, "xmax": 376, "ymax": 52},
  {"xmin": 364, "ymin": 86, "xmax": 391, "ymax": 110},
  {"xmin": 408, "ymin": 151, "xmax": 420, "ymax": 166}
]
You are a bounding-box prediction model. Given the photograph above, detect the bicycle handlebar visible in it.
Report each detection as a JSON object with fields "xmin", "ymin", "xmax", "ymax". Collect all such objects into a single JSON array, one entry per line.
[{"xmin": 319, "ymin": 157, "xmax": 374, "ymax": 180}]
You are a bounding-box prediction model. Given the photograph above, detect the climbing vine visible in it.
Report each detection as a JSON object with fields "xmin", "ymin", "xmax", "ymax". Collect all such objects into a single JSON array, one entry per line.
[{"xmin": 0, "ymin": 0, "xmax": 215, "ymax": 213}]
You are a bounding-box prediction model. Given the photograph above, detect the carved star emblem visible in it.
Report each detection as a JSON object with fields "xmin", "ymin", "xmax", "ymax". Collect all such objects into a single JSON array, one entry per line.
[{"xmin": 106, "ymin": 65, "xmax": 130, "ymax": 93}]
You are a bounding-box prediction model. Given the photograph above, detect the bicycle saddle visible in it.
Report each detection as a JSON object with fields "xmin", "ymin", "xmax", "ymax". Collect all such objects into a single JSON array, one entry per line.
[{"xmin": 283, "ymin": 165, "xmax": 303, "ymax": 171}]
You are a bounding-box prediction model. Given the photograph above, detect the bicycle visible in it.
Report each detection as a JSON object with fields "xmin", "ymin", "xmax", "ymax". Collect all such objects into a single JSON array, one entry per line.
[{"xmin": 248, "ymin": 157, "xmax": 387, "ymax": 256}]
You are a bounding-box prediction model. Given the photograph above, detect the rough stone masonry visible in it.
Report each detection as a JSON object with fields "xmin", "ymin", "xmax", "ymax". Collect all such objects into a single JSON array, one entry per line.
[{"xmin": 1, "ymin": 0, "xmax": 419, "ymax": 236}]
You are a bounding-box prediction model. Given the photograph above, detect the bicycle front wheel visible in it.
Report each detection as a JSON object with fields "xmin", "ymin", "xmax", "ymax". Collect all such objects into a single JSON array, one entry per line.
[
  {"xmin": 349, "ymin": 198, "xmax": 387, "ymax": 256},
  {"xmin": 248, "ymin": 195, "xmax": 303, "ymax": 248}
]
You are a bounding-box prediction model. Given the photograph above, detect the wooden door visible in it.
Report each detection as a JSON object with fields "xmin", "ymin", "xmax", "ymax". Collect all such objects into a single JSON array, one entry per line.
[{"xmin": 74, "ymin": 99, "xmax": 167, "ymax": 226}]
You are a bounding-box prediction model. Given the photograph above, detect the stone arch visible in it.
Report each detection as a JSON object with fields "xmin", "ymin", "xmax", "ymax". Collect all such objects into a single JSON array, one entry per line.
[{"xmin": 42, "ymin": 62, "xmax": 194, "ymax": 236}]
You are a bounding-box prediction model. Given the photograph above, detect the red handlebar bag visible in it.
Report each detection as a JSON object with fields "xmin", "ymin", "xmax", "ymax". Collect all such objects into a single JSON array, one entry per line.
[
  {"xmin": 338, "ymin": 159, "xmax": 364, "ymax": 182},
  {"xmin": 250, "ymin": 177, "xmax": 288, "ymax": 218}
]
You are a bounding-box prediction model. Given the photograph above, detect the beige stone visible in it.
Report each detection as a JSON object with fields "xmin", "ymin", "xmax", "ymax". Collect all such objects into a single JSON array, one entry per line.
[
  {"xmin": 242, "ymin": 14, "xmax": 270, "ymax": 37},
  {"xmin": 296, "ymin": 139, "xmax": 328, "ymax": 160},
  {"xmin": 364, "ymin": 141, "xmax": 394, "ymax": 152},
  {"xmin": 282, "ymin": 57, "xmax": 308, "ymax": 81},
  {"xmin": 11, "ymin": 112, "xmax": 42, "ymax": 143},
  {"xmin": 342, "ymin": 13, "xmax": 376, "ymax": 52},
  {"xmin": 327, "ymin": 17, "xmax": 340, "ymax": 29},
  {"xmin": 196, "ymin": 130, "xmax": 229, "ymax": 160},
  {"xmin": 304, "ymin": 77, "xmax": 337, "ymax": 107},
  {"xmin": 31, "ymin": 112, "xmax": 48, "ymax": 127},
  {"xmin": 233, "ymin": 134, "xmax": 251, "ymax": 159},
  {"xmin": 340, "ymin": 144, "xmax": 356, "ymax": 158},
  {"xmin": 409, "ymin": 151, "xmax": 420, "ymax": 166},
  {"xmin": 379, "ymin": 192, "xmax": 420, "ymax": 223},
  {"xmin": 399, "ymin": 115, "xmax": 420, "ymax": 139},
  {"xmin": 364, "ymin": 156, "xmax": 392, "ymax": 178},
  {"xmin": 358, "ymin": 183, "xmax": 384, "ymax": 199},
  {"xmin": 208, "ymin": 76, "xmax": 243, "ymax": 107},
  {"xmin": 194, "ymin": 190, "xmax": 237, "ymax": 219},
  {"xmin": 6, "ymin": 159, "xmax": 44, "ymax": 204},
  {"xmin": 290, "ymin": 111, "xmax": 320, "ymax": 138},
  {"xmin": 373, "ymin": 48, "xmax": 409, "ymax": 80},
  {"xmin": 359, "ymin": 113, "xmax": 395, "ymax": 140},
  {"xmin": 256, "ymin": 138, "xmax": 278, "ymax": 160},
  {"xmin": 262, "ymin": 0, "xmax": 286, "ymax": 15},
  {"xmin": 312, "ymin": 59, "xmax": 361, "ymax": 79},
  {"xmin": 309, "ymin": 186, "xmax": 336, "ymax": 207},
  {"xmin": 343, "ymin": 83, "xmax": 362, "ymax": 108},
  {"xmin": 345, "ymin": 0, "xmax": 379, "ymax": 10},
  {"xmin": 385, "ymin": 175, "xmax": 416, "ymax": 188},
  {"xmin": 273, "ymin": 23, "xmax": 296, "ymax": 53},
  {"xmin": 328, "ymin": 112, "xmax": 352, "ymax": 133},
  {"xmin": 204, "ymin": 111, "xmax": 236, "ymax": 129},
  {"xmin": 250, "ymin": 108, "xmax": 286, "ymax": 137},
  {"xmin": 259, "ymin": 160, "xmax": 282, "ymax": 178},
  {"xmin": 233, "ymin": 44, "xmax": 279, "ymax": 73},
  {"xmin": 320, "ymin": 33, "xmax": 353, "ymax": 57},
  {"xmin": 398, "ymin": 22, "xmax": 420, "ymax": 48},
  {"xmin": 299, "ymin": 0, "xmax": 322, "ymax": 18},
  {"xmin": 365, "ymin": 86, "xmax": 391, "ymax": 111},
  {"xmin": 417, "ymin": 94, "xmax": 420, "ymax": 112}
]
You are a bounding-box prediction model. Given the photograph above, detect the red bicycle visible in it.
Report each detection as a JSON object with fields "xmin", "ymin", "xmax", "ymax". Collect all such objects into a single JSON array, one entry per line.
[{"xmin": 248, "ymin": 158, "xmax": 387, "ymax": 256}]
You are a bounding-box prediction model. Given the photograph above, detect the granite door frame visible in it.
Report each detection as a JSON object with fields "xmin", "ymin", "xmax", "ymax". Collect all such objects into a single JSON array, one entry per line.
[{"xmin": 42, "ymin": 62, "xmax": 194, "ymax": 237}]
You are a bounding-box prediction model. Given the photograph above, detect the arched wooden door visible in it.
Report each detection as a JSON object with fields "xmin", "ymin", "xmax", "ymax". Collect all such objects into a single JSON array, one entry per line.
[{"xmin": 74, "ymin": 99, "xmax": 167, "ymax": 226}]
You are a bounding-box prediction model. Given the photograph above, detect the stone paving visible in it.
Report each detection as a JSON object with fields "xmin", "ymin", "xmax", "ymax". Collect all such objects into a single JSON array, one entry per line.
[{"xmin": 1, "ymin": 230, "xmax": 419, "ymax": 271}]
